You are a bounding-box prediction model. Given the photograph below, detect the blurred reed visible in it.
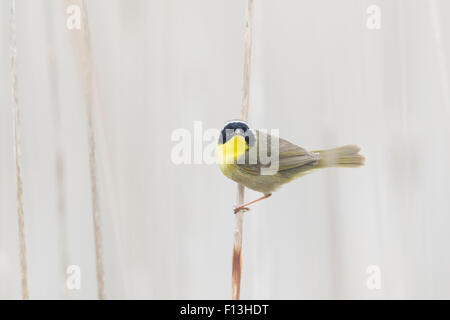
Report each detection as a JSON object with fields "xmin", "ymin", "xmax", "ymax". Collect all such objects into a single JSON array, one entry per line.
[
  {"xmin": 429, "ymin": 0, "xmax": 450, "ymax": 114},
  {"xmin": 45, "ymin": 1, "xmax": 69, "ymax": 298},
  {"xmin": 65, "ymin": 0, "xmax": 105, "ymax": 299},
  {"xmin": 10, "ymin": 0, "xmax": 29, "ymax": 300}
]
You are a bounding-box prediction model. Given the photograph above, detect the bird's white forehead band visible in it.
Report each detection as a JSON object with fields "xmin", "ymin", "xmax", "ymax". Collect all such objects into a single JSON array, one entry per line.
[{"xmin": 223, "ymin": 119, "xmax": 249, "ymax": 127}]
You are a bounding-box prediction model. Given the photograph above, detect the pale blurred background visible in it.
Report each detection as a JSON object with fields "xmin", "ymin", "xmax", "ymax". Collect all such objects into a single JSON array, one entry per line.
[{"xmin": 1, "ymin": 0, "xmax": 450, "ymax": 299}]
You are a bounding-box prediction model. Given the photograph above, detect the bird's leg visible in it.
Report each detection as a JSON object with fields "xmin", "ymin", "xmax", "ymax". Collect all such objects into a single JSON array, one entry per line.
[{"xmin": 234, "ymin": 193, "xmax": 272, "ymax": 214}]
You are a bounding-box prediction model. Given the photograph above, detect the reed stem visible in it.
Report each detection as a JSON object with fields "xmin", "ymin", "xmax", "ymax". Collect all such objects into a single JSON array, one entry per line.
[
  {"xmin": 232, "ymin": 0, "xmax": 253, "ymax": 300},
  {"xmin": 65, "ymin": 0, "xmax": 105, "ymax": 299},
  {"xmin": 10, "ymin": 0, "xmax": 29, "ymax": 300},
  {"xmin": 45, "ymin": 1, "xmax": 69, "ymax": 298}
]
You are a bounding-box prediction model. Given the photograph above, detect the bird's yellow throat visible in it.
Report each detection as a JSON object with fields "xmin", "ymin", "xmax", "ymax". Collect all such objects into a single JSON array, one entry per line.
[{"xmin": 216, "ymin": 135, "xmax": 248, "ymax": 165}]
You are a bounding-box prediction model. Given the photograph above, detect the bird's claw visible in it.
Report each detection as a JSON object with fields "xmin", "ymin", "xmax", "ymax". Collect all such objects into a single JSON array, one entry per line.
[{"xmin": 233, "ymin": 206, "xmax": 251, "ymax": 214}]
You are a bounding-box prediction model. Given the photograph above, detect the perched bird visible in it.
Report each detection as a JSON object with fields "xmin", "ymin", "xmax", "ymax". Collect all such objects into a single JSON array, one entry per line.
[{"xmin": 216, "ymin": 120, "xmax": 365, "ymax": 213}]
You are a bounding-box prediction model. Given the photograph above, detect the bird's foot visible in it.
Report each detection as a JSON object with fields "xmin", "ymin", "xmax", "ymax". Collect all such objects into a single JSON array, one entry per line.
[{"xmin": 233, "ymin": 206, "xmax": 251, "ymax": 214}]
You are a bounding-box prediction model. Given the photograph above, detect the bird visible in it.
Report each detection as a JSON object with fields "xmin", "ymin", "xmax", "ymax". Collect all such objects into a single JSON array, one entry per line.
[{"xmin": 216, "ymin": 120, "xmax": 365, "ymax": 213}]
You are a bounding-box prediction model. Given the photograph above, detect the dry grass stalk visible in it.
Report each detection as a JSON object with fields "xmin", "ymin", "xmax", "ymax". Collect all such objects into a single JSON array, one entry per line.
[
  {"xmin": 10, "ymin": 0, "xmax": 29, "ymax": 300},
  {"xmin": 232, "ymin": 0, "xmax": 254, "ymax": 300},
  {"xmin": 429, "ymin": 0, "xmax": 450, "ymax": 113},
  {"xmin": 65, "ymin": 0, "xmax": 105, "ymax": 299},
  {"xmin": 44, "ymin": 2, "xmax": 69, "ymax": 297}
]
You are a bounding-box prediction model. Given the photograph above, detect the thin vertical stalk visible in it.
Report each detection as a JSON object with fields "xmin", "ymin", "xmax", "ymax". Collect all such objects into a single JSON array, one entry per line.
[
  {"xmin": 65, "ymin": 0, "xmax": 105, "ymax": 299},
  {"xmin": 44, "ymin": 2, "xmax": 69, "ymax": 297},
  {"xmin": 429, "ymin": 0, "xmax": 450, "ymax": 115},
  {"xmin": 10, "ymin": 0, "xmax": 29, "ymax": 300},
  {"xmin": 232, "ymin": 0, "xmax": 253, "ymax": 300}
]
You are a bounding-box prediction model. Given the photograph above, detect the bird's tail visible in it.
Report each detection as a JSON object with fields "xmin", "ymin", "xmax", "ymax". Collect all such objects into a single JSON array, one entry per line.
[{"xmin": 314, "ymin": 145, "xmax": 365, "ymax": 168}]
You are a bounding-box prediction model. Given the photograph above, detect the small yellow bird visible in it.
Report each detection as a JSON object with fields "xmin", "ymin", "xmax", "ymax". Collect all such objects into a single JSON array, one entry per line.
[{"xmin": 216, "ymin": 120, "xmax": 365, "ymax": 213}]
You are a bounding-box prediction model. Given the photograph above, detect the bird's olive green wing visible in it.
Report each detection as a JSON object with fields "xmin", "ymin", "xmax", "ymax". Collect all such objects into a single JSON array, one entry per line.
[{"xmin": 237, "ymin": 130, "xmax": 318, "ymax": 175}]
